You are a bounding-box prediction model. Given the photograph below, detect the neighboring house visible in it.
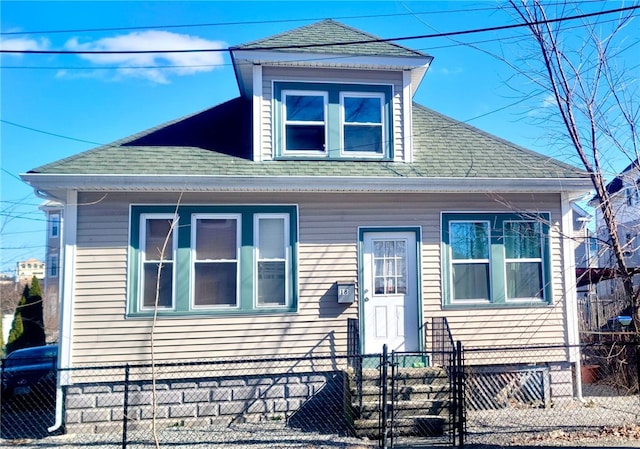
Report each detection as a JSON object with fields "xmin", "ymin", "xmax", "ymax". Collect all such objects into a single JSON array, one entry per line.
[
  {"xmin": 592, "ymin": 160, "xmax": 640, "ymax": 296},
  {"xmin": 16, "ymin": 258, "xmax": 45, "ymax": 283},
  {"xmin": 40, "ymin": 200, "xmax": 63, "ymax": 343},
  {"xmin": 21, "ymin": 20, "xmax": 592, "ymax": 430},
  {"xmin": 572, "ymin": 203, "xmax": 597, "ymax": 296}
]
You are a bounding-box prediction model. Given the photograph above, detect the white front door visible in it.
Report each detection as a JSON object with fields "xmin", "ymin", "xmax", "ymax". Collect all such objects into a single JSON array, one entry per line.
[{"xmin": 362, "ymin": 231, "xmax": 420, "ymax": 354}]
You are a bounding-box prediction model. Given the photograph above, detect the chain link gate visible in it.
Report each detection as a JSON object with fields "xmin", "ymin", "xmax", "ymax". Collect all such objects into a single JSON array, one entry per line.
[{"xmin": 372, "ymin": 343, "xmax": 465, "ymax": 448}]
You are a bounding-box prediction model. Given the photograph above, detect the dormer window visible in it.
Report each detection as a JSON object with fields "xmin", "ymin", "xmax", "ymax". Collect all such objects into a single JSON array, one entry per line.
[
  {"xmin": 283, "ymin": 91, "xmax": 327, "ymax": 153},
  {"xmin": 342, "ymin": 93, "xmax": 384, "ymax": 154},
  {"xmin": 274, "ymin": 81, "xmax": 393, "ymax": 160}
]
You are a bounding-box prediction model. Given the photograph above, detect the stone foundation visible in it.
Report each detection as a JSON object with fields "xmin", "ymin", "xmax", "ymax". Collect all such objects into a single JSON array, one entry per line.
[{"xmin": 63, "ymin": 371, "xmax": 351, "ymax": 434}]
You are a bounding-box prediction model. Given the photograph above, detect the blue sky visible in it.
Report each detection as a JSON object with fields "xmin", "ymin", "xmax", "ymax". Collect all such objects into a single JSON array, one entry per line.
[{"xmin": 1, "ymin": 1, "xmax": 637, "ymax": 274}]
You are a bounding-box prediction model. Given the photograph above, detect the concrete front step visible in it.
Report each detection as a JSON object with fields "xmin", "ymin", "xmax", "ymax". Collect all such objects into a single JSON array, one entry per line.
[
  {"xmin": 356, "ymin": 384, "xmax": 450, "ymax": 401},
  {"xmin": 357, "ymin": 399, "xmax": 449, "ymax": 420},
  {"xmin": 354, "ymin": 415, "xmax": 447, "ymax": 438},
  {"xmin": 350, "ymin": 365, "xmax": 452, "ymax": 439}
]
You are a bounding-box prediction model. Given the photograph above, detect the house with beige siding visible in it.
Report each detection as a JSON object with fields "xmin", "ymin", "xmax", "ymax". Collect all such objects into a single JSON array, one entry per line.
[{"xmin": 22, "ymin": 20, "xmax": 592, "ymax": 433}]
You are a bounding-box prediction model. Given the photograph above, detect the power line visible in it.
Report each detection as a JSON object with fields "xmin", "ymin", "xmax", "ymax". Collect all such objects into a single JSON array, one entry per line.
[
  {"xmin": 2, "ymin": 5, "xmax": 638, "ymax": 55},
  {"xmin": 0, "ymin": 6, "xmax": 506, "ymax": 36},
  {"xmin": 0, "ymin": 0, "xmax": 608, "ymax": 36},
  {"xmin": 0, "ymin": 120, "xmax": 106, "ymax": 146}
]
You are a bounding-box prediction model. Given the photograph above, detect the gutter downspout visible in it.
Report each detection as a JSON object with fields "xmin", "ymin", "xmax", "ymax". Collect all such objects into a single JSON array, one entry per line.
[
  {"xmin": 38, "ymin": 190, "xmax": 77, "ymax": 433},
  {"xmin": 561, "ymin": 193, "xmax": 584, "ymax": 402}
]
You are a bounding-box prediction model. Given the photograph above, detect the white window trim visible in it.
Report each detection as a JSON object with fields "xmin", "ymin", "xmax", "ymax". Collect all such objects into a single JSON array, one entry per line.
[
  {"xmin": 139, "ymin": 213, "xmax": 178, "ymax": 312},
  {"xmin": 502, "ymin": 220, "xmax": 546, "ymax": 302},
  {"xmin": 254, "ymin": 213, "xmax": 290, "ymax": 308},
  {"xmin": 50, "ymin": 213, "xmax": 60, "ymax": 238},
  {"xmin": 448, "ymin": 220, "xmax": 492, "ymax": 304},
  {"xmin": 190, "ymin": 213, "xmax": 242, "ymax": 310},
  {"xmin": 281, "ymin": 89, "xmax": 328, "ymax": 155},
  {"xmin": 339, "ymin": 91, "xmax": 386, "ymax": 157}
]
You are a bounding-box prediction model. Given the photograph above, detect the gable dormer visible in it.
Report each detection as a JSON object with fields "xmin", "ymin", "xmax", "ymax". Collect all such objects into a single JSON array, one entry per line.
[{"xmin": 229, "ymin": 20, "xmax": 433, "ymax": 163}]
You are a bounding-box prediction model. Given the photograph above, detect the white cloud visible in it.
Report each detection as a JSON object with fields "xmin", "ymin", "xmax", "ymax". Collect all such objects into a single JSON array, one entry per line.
[
  {"xmin": 0, "ymin": 37, "xmax": 50, "ymax": 54},
  {"xmin": 440, "ymin": 67, "xmax": 463, "ymax": 76},
  {"xmin": 63, "ymin": 31, "xmax": 226, "ymax": 84},
  {"xmin": 541, "ymin": 93, "xmax": 557, "ymax": 108}
]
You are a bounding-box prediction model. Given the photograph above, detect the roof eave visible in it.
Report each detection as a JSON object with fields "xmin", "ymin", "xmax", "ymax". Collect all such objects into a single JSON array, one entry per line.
[
  {"xmin": 21, "ymin": 173, "xmax": 593, "ymax": 199},
  {"xmin": 231, "ymin": 49, "xmax": 433, "ymax": 97}
]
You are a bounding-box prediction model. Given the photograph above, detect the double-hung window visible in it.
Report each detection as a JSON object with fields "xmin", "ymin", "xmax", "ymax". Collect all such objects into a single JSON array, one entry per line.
[
  {"xmin": 283, "ymin": 91, "xmax": 327, "ymax": 153},
  {"xmin": 449, "ymin": 221, "xmax": 490, "ymax": 302},
  {"xmin": 48, "ymin": 254, "xmax": 59, "ymax": 278},
  {"xmin": 504, "ymin": 221, "xmax": 545, "ymax": 300},
  {"xmin": 341, "ymin": 93, "xmax": 384, "ymax": 154},
  {"xmin": 140, "ymin": 214, "xmax": 177, "ymax": 310},
  {"xmin": 274, "ymin": 82, "xmax": 392, "ymax": 160},
  {"xmin": 442, "ymin": 212, "xmax": 551, "ymax": 307},
  {"xmin": 49, "ymin": 213, "xmax": 60, "ymax": 238},
  {"xmin": 255, "ymin": 214, "xmax": 289, "ymax": 307},
  {"xmin": 191, "ymin": 215, "xmax": 240, "ymax": 308},
  {"xmin": 129, "ymin": 205, "xmax": 297, "ymax": 316}
]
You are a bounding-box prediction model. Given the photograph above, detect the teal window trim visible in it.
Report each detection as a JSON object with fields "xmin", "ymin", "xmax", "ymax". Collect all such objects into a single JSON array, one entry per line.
[
  {"xmin": 441, "ymin": 212, "xmax": 552, "ymax": 308},
  {"xmin": 273, "ymin": 81, "xmax": 393, "ymax": 160},
  {"xmin": 128, "ymin": 205, "xmax": 298, "ymax": 318}
]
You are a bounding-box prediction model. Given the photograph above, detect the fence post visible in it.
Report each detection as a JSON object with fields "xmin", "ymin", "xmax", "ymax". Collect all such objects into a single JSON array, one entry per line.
[
  {"xmin": 122, "ymin": 364, "xmax": 130, "ymax": 449},
  {"xmin": 381, "ymin": 344, "xmax": 388, "ymax": 449},
  {"xmin": 456, "ymin": 341, "xmax": 465, "ymax": 447}
]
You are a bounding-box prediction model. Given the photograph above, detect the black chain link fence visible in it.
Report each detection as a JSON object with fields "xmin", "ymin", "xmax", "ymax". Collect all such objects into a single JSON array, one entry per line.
[
  {"xmin": 2, "ymin": 353, "xmax": 378, "ymax": 448},
  {"xmin": 463, "ymin": 342, "xmax": 640, "ymax": 447},
  {"xmin": 3, "ymin": 343, "xmax": 639, "ymax": 448}
]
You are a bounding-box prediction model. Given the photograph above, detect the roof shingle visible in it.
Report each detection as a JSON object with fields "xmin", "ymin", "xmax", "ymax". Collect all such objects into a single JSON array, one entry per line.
[{"xmin": 30, "ymin": 99, "xmax": 586, "ymax": 180}]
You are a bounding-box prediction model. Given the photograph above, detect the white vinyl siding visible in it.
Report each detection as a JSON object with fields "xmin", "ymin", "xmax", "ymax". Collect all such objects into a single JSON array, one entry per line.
[{"xmin": 71, "ymin": 192, "xmax": 567, "ymax": 365}]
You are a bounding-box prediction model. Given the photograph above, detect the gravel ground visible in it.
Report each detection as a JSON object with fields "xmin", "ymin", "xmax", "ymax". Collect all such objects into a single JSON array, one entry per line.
[{"xmin": 2, "ymin": 394, "xmax": 640, "ymax": 448}]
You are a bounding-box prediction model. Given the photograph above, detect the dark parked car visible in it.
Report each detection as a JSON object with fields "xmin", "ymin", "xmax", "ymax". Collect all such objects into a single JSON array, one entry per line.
[{"xmin": 1, "ymin": 345, "xmax": 58, "ymax": 404}]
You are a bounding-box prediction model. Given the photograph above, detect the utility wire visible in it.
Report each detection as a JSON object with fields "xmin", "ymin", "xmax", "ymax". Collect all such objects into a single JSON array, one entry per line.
[
  {"xmin": 2, "ymin": 5, "xmax": 638, "ymax": 55},
  {"xmin": 0, "ymin": 0, "xmax": 608, "ymax": 36},
  {"xmin": 0, "ymin": 6, "xmax": 508, "ymax": 35},
  {"xmin": 0, "ymin": 120, "xmax": 105, "ymax": 147},
  {"xmin": 4, "ymin": 15, "xmax": 635, "ymax": 71}
]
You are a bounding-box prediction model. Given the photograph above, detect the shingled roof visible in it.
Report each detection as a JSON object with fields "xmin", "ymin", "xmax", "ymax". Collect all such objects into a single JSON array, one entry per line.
[
  {"xmin": 232, "ymin": 19, "xmax": 427, "ymax": 58},
  {"xmin": 29, "ymin": 98, "xmax": 586, "ymax": 180}
]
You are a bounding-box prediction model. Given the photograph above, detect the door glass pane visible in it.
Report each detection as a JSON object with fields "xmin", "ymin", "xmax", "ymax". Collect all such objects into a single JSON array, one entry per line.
[
  {"xmin": 196, "ymin": 219, "xmax": 236, "ymax": 260},
  {"xmin": 259, "ymin": 218, "xmax": 285, "ymax": 259},
  {"xmin": 450, "ymin": 222, "xmax": 489, "ymax": 260},
  {"xmin": 452, "ymin": 263, "xmax": 489, "ymax": 300},
  {"xmin": 373, "ymin": 239, "xmax": 407, "ymax": 295},
  {"xmin": 506, "ymin": 262, "xmax": 543, "ymax": 299},
  {"xmin": 145, "ymin": 219, "xmax": 174, "ymax": 261},
  {"xmin": 193, "ymin": 263, "xmax": 237, "ymax": 307}
]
